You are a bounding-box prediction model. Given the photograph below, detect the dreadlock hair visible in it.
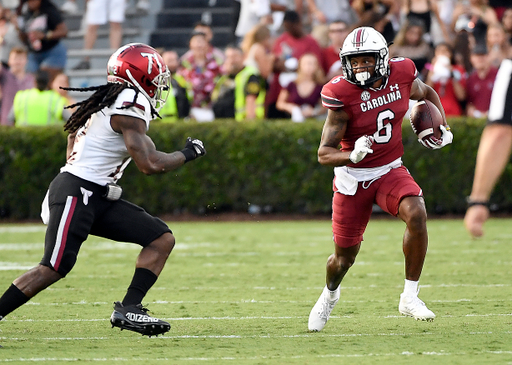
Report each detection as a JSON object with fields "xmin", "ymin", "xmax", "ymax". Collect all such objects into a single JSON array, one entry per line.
[{"xmin": 63, "ymin": 82, "xmax": 161, "ymax": 133}]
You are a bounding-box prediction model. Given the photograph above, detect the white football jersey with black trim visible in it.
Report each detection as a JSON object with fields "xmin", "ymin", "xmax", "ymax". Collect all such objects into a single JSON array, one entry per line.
[{"xmin": 61, "ymin": 88, "xmax": 152, "ymax": 185}]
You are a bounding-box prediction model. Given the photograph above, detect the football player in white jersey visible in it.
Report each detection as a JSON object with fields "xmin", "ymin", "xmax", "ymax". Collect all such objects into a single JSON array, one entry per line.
[{"xmin": 0, "ymin": 43, "xmax": 206, "ymax": 337}]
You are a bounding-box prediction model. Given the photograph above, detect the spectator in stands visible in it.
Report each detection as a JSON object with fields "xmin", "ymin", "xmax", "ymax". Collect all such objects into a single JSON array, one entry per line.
[
  {"xmin": 465, "ymin": 43, "xmax": 499, "ymax": 118},
  {"xmin": 60, "ymin": 0, "xmax": 79, "ymax": 14},
  {"xmin": 235, "ymin": 0, "xmax": 272, "ymax": 42},
  {"xmin": 486, "ymin": 22, "xmax": 509, "ymax": 68},
  {"xmin": 502, "ymin": 8, "xmax": 512, "ymax": 44},
  {"xmin": 425, "ymin": 42, "xmax": 467, "ymax": 116},
  {"xmin": 73, "ymin": 0, "xmax": 126, "ymax": 70},
  {"xmin": 240, "ymin": 24, "xmax": 275, "ymax": 80},
  {"xmin": 9, "ymin": 69, "xmax": 70, "ymax": 125},
  {"xmin": 390, "ymin": 18, "xmax": 434, "ymax": 81},
  {"xmin": 211, "ymin": 44, "xmax": 266, "ymax": 121},
  {"xmin": 0, "ymin": 46, "xmax": 35, "ymax": 126},
  {"xmin": 452, "ymin": 0, "xmax": 499, "ymax": 34},
  {"xmin": 436, "ymin": 0, "xmax": 457, "ymax": 41},
  {"xmin": 179, "ymin": 31, "xmax": 222, "ymax": 122},
  {"xmin": 489, "ymin": 0, "xmax": 508, "ymax": 21},
  {"xmin": 159, "ymin": 49, "xmax": 191, "ymax": 121},
  {"xmin": 0, "ymin": 6, "xmax": 24, "ymax": 69},
  {"xmin": 453, "ymin": 29, "xmax": 473, "ymax": 73},
  {"xmin": 16, "ymin": 0, "xmax": 68, "ymax": 81},
  {"xmin": 267, "ymin": 10, "xmax": 323, "ymax": 118},
  {"xmin": 181, "ymin": 22, "xmax": 225, "ymax": 67},
  {"xmin": 51, "ymin": 72, "xmax": 76, "ymax": 109},
  {"xmin": 401, "ymin": 0, "xmax": 450, "ymax": 46},
  {"xmin": 306, "ymin": 0, "xmax": 358, "ymax": 28},
  {"xmin": 352, "ymin": 0, "xmax": 398, "ymax": 43},
  {"xmin": 321, "ymin": 20, "xmax": 349, "ymax": 80},
  {"xmin": 276, "ymin": 53, "xmax": 324, "ymax": 122}
]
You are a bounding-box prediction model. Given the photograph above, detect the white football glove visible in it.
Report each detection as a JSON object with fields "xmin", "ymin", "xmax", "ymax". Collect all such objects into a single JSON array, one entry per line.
[
  {"xmin": 419, "ymin": 125, "xmax": 453, "ymax": 150},
  {"xmin": 349, "ymin": 135, "xmax": 374, "ymax": 164}
]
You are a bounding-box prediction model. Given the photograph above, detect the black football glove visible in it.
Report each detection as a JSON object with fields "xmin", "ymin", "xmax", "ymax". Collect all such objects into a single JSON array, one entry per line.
[{"xmin": 181, "ymin": 137, "xmax": 206, "ymax": 163}]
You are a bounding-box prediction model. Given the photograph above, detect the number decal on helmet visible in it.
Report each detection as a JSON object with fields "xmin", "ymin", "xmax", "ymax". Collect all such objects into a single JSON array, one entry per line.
[{"xmin": 141, "ymin": 52, "xmax": 162, "ymax": 75}]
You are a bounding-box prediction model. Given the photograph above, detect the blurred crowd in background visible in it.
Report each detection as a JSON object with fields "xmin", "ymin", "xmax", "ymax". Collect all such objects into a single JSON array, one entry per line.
[{"xmin": 0, "ymin": 0, "xmax": 510, "ymax": 126}]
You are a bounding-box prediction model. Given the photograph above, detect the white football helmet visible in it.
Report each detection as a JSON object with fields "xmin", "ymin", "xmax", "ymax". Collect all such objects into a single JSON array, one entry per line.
[{"xmin": 339, "ymin": 27, "xmax": 390, "ymax": 87}]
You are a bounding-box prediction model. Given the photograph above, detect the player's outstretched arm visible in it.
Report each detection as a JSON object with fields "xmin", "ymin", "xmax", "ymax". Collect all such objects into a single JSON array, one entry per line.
[{"xmin": 111, "ymin": 114, "xmax": 205, "ymax": 175}]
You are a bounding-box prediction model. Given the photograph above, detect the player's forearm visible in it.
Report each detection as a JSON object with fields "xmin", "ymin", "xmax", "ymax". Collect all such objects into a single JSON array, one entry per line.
[
  {"xmin": 318, "ymin": 146, "xmax": 351, "ymax": 166},
  {"xmin": 135, "ymin": 150, "xmax": 186, "ymax": 175}
]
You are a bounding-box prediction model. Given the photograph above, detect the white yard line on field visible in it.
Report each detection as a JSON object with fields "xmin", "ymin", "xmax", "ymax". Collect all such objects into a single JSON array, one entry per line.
[
  {"xmin": 2, "ymin": 331, "xmax": 512, "ymax": 341},
  {"xmin": 0, "ymin": 351, "xmax": 512, "ymax": 363},
  {"xmin": 4, "ymin": 313, "xmax": 512, "ymax": 323}
]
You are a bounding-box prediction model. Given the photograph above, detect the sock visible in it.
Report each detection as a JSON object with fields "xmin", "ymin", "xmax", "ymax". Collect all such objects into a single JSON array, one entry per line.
[
  {"xmin": 403, "ymin": 279, "xmax": 419, "ymax": 296},
  {"xmin": 324, "ymin": 285, "xmax": 340, "ymax": 302},
  {"xmin": 122, "ymin": 268, "xmax": 158, "ymax": 306},
  {"xmin": 0, "ymin": 284, "xmax": 30, "ymax": 318}
]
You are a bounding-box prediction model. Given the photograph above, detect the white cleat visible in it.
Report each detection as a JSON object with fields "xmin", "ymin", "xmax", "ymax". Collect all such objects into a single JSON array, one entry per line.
[
  {"xmin": 308, "ymin": 286, "xmax": 340, "ymax": 331},
  {"xmin": 399, "ymin": 291, "xmax": 436, "ymax": 321}
]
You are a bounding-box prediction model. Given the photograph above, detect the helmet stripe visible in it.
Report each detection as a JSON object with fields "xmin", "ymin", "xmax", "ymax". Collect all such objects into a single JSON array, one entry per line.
[{"xmin": 354, "ymin": 28, "xmax": 364, "ymax": 48}]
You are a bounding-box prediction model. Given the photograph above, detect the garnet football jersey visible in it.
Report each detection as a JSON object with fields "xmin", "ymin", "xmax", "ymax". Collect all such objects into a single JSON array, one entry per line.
[{"xmin": 321, "ymin": 57, "xmax": 418, "ymax": 168}]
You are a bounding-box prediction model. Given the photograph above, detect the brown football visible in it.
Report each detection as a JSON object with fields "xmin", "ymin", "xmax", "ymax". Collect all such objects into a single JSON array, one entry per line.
[{"xmin": 409, "ymin": 100, "xmax": 444, "ymax": 141}]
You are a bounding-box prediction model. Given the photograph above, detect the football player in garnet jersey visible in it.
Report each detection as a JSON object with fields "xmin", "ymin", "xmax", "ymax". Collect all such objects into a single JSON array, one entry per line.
[
  {"xmin": 0, "ymin": 43, "xmax": 206, "ymax": 337},
  {"xmin": 308, "ymin": 27, "xmax": 453, "ymax": 331}
]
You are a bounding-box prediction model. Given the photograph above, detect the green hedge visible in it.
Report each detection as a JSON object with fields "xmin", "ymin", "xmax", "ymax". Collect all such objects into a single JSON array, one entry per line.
[{"xmin": 0, "ymin": 118, "xmax": 506, "ymax": 220}]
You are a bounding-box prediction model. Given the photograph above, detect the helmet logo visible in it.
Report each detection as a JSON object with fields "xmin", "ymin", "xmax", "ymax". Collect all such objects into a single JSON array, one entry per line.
[{"xmin": 141, "ymin": 52, "xmax": 163, "ymax": 75}]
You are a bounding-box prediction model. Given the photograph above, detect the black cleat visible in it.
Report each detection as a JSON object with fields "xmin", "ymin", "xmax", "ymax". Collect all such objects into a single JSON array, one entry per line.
[{"xmin": 110, "ymin": 301, "xmax": 170, "ymax": 337}]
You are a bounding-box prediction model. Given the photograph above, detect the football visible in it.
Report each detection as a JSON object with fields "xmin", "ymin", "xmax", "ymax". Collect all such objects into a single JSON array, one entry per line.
[{"xmin": 409, "ymin": 100, "xmax": 444, "ymax": 141}]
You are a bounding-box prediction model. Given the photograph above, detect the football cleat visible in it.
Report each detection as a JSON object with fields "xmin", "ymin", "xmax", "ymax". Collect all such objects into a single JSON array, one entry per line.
[
  {"xmin": 110, "ymin": 301, "xmax": 170, "ymax": 336},
  {"xmin": 308, "ymin": 285, "xmax": 340, "ymax": 331},
  {"xmin": 399, "ymin": 291, "xmax": 436, "ymax": 321}
]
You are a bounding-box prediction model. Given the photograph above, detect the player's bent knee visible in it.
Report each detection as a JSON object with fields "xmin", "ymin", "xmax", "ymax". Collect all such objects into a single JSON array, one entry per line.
[
  {"xmin": 405, "ymin": 205, "xmax": 427, "ymax": 231},
  {"xmin": 150, "ymin": 232, "xmax": 175, "ymax": 256},
  {"xmin": 329, "ymin": 253, "xmax": 355, "ymax": 272}
]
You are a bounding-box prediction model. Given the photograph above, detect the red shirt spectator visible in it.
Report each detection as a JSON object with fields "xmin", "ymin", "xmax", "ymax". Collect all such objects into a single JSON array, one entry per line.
[
  {"xmin": 466, "ymin": 46, "xmax": 499, "ymax": 118},
  {"xmin": 266, "ymin": 10, "xmax": 323, "ymax": 118},
  {"xmin": 322, "ymin": 21, "xmax": 350, "ymax": 79},
  {"xmin": 426, "ymin": 43, "xmax": 467, "ymax": 116}
]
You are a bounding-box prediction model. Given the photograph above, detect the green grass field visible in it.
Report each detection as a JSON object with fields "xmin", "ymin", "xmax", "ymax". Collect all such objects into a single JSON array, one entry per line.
[{"xmin": 0, "ymin": 217, "xmax": 511, "ymax": 364}]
